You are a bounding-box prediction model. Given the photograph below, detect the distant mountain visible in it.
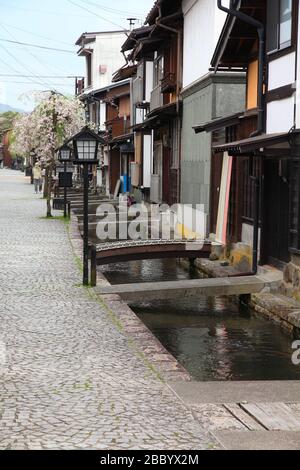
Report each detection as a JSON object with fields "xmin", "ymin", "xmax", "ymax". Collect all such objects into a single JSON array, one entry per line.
[{"xmin": 0, "ymin": 103, "xmax": 25, "ymax": 113}]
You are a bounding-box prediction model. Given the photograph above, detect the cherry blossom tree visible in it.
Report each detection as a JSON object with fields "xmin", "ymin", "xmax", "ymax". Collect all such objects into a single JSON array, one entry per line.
[{"xmin": 11, "ymin": 92, "xmax": 86, "ymax": 217}]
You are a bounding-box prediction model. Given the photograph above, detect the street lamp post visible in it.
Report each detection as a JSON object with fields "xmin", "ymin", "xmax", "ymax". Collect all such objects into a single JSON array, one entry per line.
[
  {"xmin": 57, "ymin": 143, "xmax": 72, "ymax": 218},
  {"xmin": 71, "ymin": 127, "xmax": 102, "ymax": 286}
]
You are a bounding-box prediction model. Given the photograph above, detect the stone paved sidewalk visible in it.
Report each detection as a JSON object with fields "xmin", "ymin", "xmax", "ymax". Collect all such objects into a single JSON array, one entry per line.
[{"xmin": 0, "ymin": 169, "xmax": 217, "ymax": 450}]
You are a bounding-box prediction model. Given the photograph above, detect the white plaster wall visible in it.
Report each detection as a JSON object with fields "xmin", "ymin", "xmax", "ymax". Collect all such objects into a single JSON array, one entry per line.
[
  {"xmin": 143, "ymin": 135, "xmax": 152, "ymax": 188},
  {"xmin": 136, "ymin": 109, "xmax": 144, "ymax": 125},
  {"xmin": 99, "ymin": 102, "xmax": 106, "ymax": 131},
  {"xmin": 145, "ymin": 61, "xmax": 154, "ymax": 102},
  {"xmin": 182, "ymin": 0, "xmax": 228, "ymax": 89},
  {"xmin": 90, "ymin": 32, "xmax": 127, "ymax": 92},
  {"xmin": 266, "ymin": 97, "xmax": 295, "ymax": 133},
  {"xmin": 268, "ymin": 52, "xmax": 296, "ymax": 90}
]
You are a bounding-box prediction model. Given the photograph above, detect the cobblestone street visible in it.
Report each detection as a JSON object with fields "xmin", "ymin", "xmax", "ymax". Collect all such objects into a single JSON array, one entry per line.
[{"xmin": 0, "ymin": 169, "xmax": 217, "ymax": 450}]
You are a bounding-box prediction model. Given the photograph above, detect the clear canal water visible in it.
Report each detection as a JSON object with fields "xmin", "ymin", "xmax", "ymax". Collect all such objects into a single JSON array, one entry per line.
[{"xmin": 101, "ymin": 259, "xmax": 300, "ymax": 381}]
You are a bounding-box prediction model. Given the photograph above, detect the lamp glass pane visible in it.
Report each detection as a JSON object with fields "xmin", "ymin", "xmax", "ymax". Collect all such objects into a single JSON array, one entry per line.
[
  {"xmin": 60, "ymin": 150, "xmax": 70, "ymax": 160},
  {"xmin": 77, "ymin": 139, "xmax": 97, "ymax": 160}
]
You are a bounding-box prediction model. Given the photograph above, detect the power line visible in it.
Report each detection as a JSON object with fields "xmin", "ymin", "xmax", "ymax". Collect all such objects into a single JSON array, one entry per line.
[
  {"xmin": 0, "ymin": 22, "xmax": 73, "ymax": 47},
  {"xmin": 0, "ymin": 38, "xmax": 74, "ymax": 54},
  {"xmin": 0, "ymin": 43, "xmax": 55, "ymax": 89},
  {"xmin": 0, "ymin": 24, "xmax": 73, "ymax": 88},
  {"xmin": 0, "ymin": 56, "xmax": 27, "ymax": 79},
  {"xmin": 0, "ymin": 80, "xmax": 74, "ymax": 87},
  {"xmin": 65, "ymin": 0, "xmax": 129, "ymax": 32},
  {"xmin": 0, "ymin": 45, "xmax": 48, "ymax": 88},
  {"xmin": 0, "ymin": 1, "xmax": 92, "ymax": 18},
  {"xmin": 0, "ymin": 25, "xmax": 67, "ymax": 88},
  {"xmin": 78, "ymin": 0, "xmax": 144, "ymax": 18},
  {"xmin": 0, "ymin": 74, "xmax": 83, "ymax": 78}
]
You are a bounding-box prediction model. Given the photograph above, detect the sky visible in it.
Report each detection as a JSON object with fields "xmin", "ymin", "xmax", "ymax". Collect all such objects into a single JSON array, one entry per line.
[{"xmin": 0, "ymin": 0, "xmax": 154, "ymax": 111}]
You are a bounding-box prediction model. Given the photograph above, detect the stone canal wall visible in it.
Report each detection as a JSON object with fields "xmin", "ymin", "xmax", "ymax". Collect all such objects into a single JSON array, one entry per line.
[{"xmin": 180, "ymin": 257, "xmax": 300, "ymax": 337}]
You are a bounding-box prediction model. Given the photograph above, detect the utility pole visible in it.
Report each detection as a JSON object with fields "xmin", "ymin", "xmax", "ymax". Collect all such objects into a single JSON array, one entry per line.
[{"xmin": 127, "ymin": 18, "xmax": 138, "ymax": 31}]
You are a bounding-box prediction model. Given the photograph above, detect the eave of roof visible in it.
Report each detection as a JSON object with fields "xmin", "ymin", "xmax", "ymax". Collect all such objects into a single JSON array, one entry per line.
[
  {"xmin": 213, "ymin": 132, "xmax": 294, "ymax": 154},
  {"xmin": 77, "ymin": 47, "xmax": 93, "ymax": 57},
  {"xmin": 110, "ymin": 133, "xmax": 134, "ymax": 144},
  {"xmin": 112, "ymin": 65, "xmax": 137, "ymax": 83},
  {"xmin": 75, "ymin": 33, "xmax": 96, "ymax": 47},
  {"xmin": 145, "ymin": 1, "xmax": 160, "ymax": 25},
  {"xmin": 147, "ymin": 101, "xmax": 178, "ymax": 120},
  {"xmin": 81, "ymin": 80, "xmax": 131, "ymax": 99},
  {"xmin": 75, "ymin": 30, "xmax": 129, "ymax": 46},
  {"xmin": 194, "ymin": 109, "xmax": 258, "ymax": 134},
  {"xmin": 131, "ymin": 115, "xmax": 159, "ymax": 131},
  {"xmin": 121, "ymin": 25, "xmax": 155, "ymax": 52},
  {"xmin": 131, "ymin": 35, "xmax": 164, "ymax": 61},
  {"xmin": 145, "ymin": 0, "xmax": 182, "ymax": 26}
]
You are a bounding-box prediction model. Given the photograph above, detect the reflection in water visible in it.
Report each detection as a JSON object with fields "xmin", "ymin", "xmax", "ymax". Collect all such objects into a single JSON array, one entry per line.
[
  {"xmin": 101, "ymin": 259, "xmax": 300, "ymax": 381},
  {"xmin": 101, "ymin": 258, "xmax": 199, "ymax": 285}
]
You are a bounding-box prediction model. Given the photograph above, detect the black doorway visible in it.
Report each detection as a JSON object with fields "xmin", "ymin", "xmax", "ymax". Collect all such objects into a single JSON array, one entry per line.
[{"xmin": 262, "ymin": 159, "xmax": 290, "ymax": 268}]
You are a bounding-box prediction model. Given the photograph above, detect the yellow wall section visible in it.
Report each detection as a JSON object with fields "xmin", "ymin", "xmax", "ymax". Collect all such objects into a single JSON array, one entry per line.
[
  {"xmin": 134, "ymin": 132, "xmax": 142, "ymax": 165},
  {"xmin": 247, "ymin": 60, "xmax": 258, "ymax": 109}
]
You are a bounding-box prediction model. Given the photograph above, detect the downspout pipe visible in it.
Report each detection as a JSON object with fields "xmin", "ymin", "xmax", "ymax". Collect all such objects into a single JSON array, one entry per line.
[{"xmin": 217, "ymin": 0, "xmax": 265, "ymax": 275}]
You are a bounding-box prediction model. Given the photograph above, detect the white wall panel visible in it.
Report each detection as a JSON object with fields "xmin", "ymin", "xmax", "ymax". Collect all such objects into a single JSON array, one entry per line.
[
  {"xmin": 268, "ymin": 52, "xmax": 296, "ymax": 90},
  {"xmin": 182, "ymin": 0, "xmax": 228, "ymax": 89},
  {"xmin": 143, "ymin": 135, "xmax": 152, "ymax": 189},
  {"xmin": 266, "ymin": 97, "xmax": 295, "ymax": 133},
  {"xmin": 88, "ymin": 32, "xmax": 126, "ymax": 92}
]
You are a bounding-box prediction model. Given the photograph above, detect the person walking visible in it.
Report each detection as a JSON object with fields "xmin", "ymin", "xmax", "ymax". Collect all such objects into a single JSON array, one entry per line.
[{"xmin": 33, "ymin": 162, "xmax": 42, "ymax": 194}]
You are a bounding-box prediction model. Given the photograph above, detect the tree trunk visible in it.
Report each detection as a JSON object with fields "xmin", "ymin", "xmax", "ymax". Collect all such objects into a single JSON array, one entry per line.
[
  {"xmin": 46, "ymin": 164, "xmax": 53, "ymax": 217},
  {"xmin": 43, "ymin": 167, "xmax": 48, "ymax": 199}
]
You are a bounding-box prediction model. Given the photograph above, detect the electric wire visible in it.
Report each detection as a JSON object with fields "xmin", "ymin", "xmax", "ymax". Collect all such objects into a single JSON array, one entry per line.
[
  {"xmin": 0, "ymin": 24, "xmax": 73, "ymax": 88},
  {"xmin": 0, "ymin": 75, "xmax": 83, "ymax": 78},
  {"xmin": 65, "ymin": 0, "xmax": 129, "ymax": 31},
  {"xmin": 78, "ymin": 0, "xmax": 145, "ymax": 18},
  {"xmin": 0, "ymin": 1, "xmax": 91, "ymax": 18},
  {"xmin": 0, "ymin": 38, "xmax": 74, "ymax": 54},
  {"xmin": 0, "ymin": 80, "xmax": 73, "ymax": 88},
  {"xmin": 0, "ymin": 43, "xmax": 57, "ymax": 89},
  {"xmin": 0, "ymin": 22, "xmax": 73, "ymax": 47}
]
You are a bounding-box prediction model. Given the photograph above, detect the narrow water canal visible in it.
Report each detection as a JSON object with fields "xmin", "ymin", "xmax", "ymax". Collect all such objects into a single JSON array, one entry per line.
[{"xmin": 101, "ymin": 259, "xmax": 300, "ymax": 381}]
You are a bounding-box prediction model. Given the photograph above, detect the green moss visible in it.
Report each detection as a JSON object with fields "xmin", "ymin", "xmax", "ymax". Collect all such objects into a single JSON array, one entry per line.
[
  {"xmin": 39, "ymin": 215, "xmax": 70, "ymax": 223},
  {"xmin": 72, "ymin": 381, "xmax": 93, "ymax": 391}
]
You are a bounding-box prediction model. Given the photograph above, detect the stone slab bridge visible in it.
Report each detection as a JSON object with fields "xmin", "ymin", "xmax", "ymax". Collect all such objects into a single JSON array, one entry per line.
[
  {"xmin": 89, "ymin": 239, "xmax": 283, "ymax": 299},
  {"xmin": 94, "ymin": 275, "xmax": 282, "ymax": 302},
  {"xmin": 90, "ymin": 239, "xmax": 212, "ymax": 286}
]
